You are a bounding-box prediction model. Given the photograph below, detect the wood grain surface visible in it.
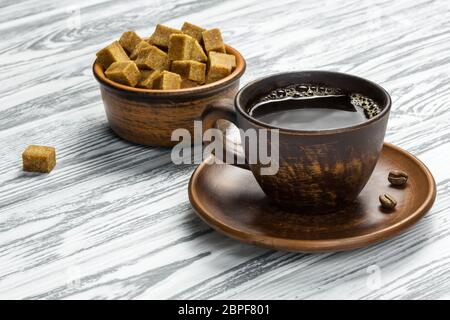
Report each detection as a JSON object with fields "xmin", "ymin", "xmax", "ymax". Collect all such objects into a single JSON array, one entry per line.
[{"xmin": 0, "ymin": 0, "xmax": 449, "ymax": 299}]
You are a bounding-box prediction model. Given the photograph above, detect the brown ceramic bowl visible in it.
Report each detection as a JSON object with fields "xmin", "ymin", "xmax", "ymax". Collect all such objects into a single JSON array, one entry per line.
[{"xmin": 93, "ymin": 45, "xmax": 246, "ymax": 147}]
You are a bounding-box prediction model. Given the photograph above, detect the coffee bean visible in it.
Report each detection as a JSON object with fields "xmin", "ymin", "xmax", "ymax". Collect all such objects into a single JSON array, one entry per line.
[
  {"xmin": 379, "ymin": 193, "xmax": 397, "ymax": 210},
  {"xmin": 388, "ymin": 170, "xmax": 408, "ymax": 186}
]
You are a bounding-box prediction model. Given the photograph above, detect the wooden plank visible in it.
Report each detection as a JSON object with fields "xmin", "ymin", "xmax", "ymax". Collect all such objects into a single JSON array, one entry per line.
[{"xmin": 0, "ymin": 0, "xmax": 449, "ymax": 299}]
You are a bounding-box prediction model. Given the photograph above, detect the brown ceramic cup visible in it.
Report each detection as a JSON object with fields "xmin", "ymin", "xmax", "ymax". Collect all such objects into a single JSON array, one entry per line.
[
  {"xmin": 93, "ymin": 45, "xmax": 245, "ymax": 147},
  {"xmin": 202, "ymin": 71, "xmax": 391, "ymax": 210}
]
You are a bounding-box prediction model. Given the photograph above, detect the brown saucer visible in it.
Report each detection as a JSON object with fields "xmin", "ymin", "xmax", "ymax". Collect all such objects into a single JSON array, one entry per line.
[{"xmin": 188, "ymin": 143, "xmax": 436, "ymax": 252}]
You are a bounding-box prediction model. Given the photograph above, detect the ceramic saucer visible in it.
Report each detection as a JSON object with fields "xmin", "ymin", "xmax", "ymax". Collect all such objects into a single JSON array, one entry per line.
[{"xmin": 188, "ymin": 143, "xmax": 436, "ymax": 252}]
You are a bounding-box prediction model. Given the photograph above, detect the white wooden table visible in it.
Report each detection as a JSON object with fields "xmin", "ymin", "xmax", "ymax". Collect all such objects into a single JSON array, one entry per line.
[{"xmin": 0, "ymin": 0, "xmax": 449, "ymax": 299}]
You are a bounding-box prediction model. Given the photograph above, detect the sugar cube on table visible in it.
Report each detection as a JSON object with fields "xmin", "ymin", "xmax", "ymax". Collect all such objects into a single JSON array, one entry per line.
[{"xmin": 22, "ymin": 145, "xmax": 56, "ymax": 173}]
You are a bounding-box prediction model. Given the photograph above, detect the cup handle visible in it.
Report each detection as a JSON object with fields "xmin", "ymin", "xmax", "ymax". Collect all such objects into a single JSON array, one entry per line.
[{"xmin": 201, "ymin": 105, "xmax": 250, "ymax": 170}]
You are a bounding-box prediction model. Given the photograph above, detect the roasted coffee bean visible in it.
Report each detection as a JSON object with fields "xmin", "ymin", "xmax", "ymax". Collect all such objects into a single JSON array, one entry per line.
[
  {"xmin": 379, "ymin": 193, "xmax": 397, "ymax": 210},
  {"xmin": 388, "ymin": 170, "xmax": 408, "ymax": 186}
]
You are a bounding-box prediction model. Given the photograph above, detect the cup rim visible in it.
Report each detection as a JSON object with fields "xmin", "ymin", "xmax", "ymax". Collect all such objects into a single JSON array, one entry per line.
[
  {"xmin": 93, "ymin": 44, "xmax": 246, "ymax": 96},
  {"xmin": 234, "ymin": 71, "xmax": 392, "ymax": 135}
]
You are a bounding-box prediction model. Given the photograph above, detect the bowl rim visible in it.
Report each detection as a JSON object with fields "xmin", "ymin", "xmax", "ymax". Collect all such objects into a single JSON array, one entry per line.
[{"xmin": 93, "ymin": 44, "xmax": 246, "ymax": 96}]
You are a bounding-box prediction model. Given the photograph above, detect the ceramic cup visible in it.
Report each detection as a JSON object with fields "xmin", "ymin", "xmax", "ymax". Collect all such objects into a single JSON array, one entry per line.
[{"xmin": 202, "ymin": 71, "xmax": 391, "ymax": 210}]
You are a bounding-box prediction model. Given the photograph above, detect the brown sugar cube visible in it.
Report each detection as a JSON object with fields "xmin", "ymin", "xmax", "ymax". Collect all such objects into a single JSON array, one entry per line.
[
  {"xmin": 206, "ymin": 64, "xmax": 230, "ymax": 83},
  {"xmin": 190, "ymin": 40, "xmax": 207, "ymax": 62},
  {"xmin": 171, "ymin": 60, "xmax": 206, "ymax": 84},
  {"xmin": 181, "ymin": 22, "xmax": 205, "ymax": 43},
  {"xmin": 119, "ymin": 31, "xmax": 142, "ymax": 54},
  {"xmin": 22, "ymin": 145, "xmax": 56, "ymax": 173},
  {"xmin": 149, "ymin": 24, "xmax": 182, "ymax": 48},
  {"xmin": 168, "ymin": 34, "xmax": 194, "ymax": 61},
  {"xmin": 181, "ymin": 79, "xmax": 199, "ymax": 89},
  {"xmin": 202, "ymin": 28, "xmax": 226, "ymax": 53},
  {"xmin": 138, "ymin": 70, "xmax": 162, "ymax": 89},
  {"xmin": 105, "ymin": 61, "xmax": 140, "ymax": 87},
  {"xmin": 130, "ymin": 41, "xmax": 152, "ymax": 60},
  {"xmin": 153, "ymin": 71, "xmax": 182, "ymax": 90},
  {"xmin": 209, "ymin": 51, "xmax": 236, "ymax": 70},
  {"xmin": 139, "ymin": 70, "xmax": 153, "ymax": 81},
  {"xmin": 96, "ymin": 41, "xmax": 130, "ymax": 69},
  {"xmin": 135, "ymin": 45, "xmax": 170, "ymax": 70},
  {"xmin": 206, "ymin": 55, "xmax": 232, "ymax": 84}
]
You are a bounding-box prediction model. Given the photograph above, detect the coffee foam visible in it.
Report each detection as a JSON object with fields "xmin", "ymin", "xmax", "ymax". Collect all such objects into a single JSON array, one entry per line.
[{"xmin": 258, "ymin": 84, "xmax": 381, "ymax": 119}]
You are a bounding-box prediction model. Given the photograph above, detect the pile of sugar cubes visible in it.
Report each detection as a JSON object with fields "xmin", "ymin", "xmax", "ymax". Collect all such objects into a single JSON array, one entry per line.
[{"xmin": 96, "ymin": 23, "xmax": 237, "ymax": 90}]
